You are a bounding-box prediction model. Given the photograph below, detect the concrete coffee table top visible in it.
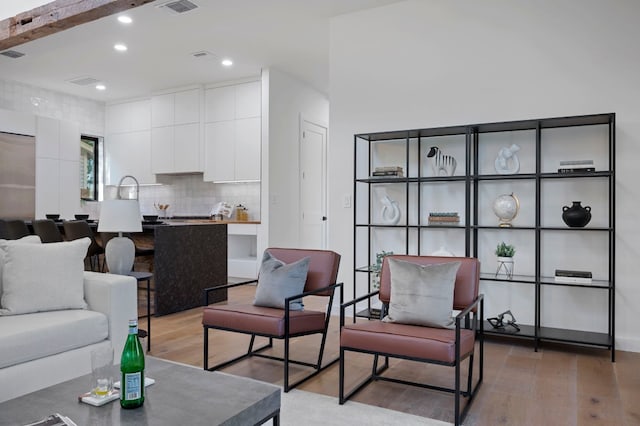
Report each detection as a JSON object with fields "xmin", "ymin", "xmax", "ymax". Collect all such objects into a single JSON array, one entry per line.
[{"xmin": 0, "ymin": 357, "xmax": 280, "ymax": 426}]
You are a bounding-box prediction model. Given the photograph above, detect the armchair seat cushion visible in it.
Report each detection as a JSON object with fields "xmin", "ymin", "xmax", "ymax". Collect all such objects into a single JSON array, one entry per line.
[
  {"xmin": 341, "ymin": 321, "xmax": 475, "ymax": 364},
  {"xmin": 203, "ymin": 304, "xmax": 326, "ymax": 337}
]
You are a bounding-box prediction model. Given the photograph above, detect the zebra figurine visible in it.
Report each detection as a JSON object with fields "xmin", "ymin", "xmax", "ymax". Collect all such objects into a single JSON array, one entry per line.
[{"xmin": 427, "ymin": 146, "xmax": 457, "ymax": 176}]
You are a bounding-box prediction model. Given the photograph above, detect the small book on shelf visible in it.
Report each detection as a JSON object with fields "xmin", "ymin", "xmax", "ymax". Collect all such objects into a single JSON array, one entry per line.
[
  {"xmin": 558, "ymin": 167, "xmax": 596, "ymax": 173},
  {"xmin": 554, "ymin": 276, "xmax": 593, "ymax": 284},
  {"xmin": 555, "ymin": 269, "xmax": 592, "ymax": 278}
]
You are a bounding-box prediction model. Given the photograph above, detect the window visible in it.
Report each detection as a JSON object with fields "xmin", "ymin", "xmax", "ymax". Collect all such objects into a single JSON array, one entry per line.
[{"xmin": 80, "ymin": 136, "xmax": 99, "ymax": 201}]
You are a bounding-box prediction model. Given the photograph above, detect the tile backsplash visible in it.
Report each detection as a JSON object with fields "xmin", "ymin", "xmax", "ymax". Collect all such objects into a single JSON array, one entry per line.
[{"xmin": 101, "ymin": 174, "xmax": 260, "ymax": 221}]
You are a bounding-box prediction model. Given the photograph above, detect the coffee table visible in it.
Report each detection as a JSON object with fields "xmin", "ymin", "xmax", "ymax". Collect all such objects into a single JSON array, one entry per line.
[{"xmin": 0, "ymin": 357, "xmax": 280, "ymax": 426}]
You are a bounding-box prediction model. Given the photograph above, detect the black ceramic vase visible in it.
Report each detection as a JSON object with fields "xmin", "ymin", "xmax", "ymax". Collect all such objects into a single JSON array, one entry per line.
[{"xmin": 562, "ymin": 201, "xmax": 591, "ymax": 227}]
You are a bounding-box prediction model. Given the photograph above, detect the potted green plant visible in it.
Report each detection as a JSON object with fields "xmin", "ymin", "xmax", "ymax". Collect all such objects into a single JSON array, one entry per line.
[
  {"xmin": 370, "ymin": 250, "xmax": 394, "ymax": 289},
  {"xmin": 495, "ymin": 242, "xmax": 515, "ymax": 279}
]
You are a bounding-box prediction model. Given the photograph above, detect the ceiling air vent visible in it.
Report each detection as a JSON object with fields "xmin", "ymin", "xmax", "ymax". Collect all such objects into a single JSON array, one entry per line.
[
  {"xmin": 0, "ymin": 50, "xmax": 25, "ymax": 59},
  {"xmin": 67, "ymin": 76, "xmax": 101, "ymax": 86},
  {"xmin": 191, "ymin": 50, "xmax": 216, "ymax": 59},
  {"xmin": 159, "ymin": 0, "xmax": 198, "ymax": 14}
]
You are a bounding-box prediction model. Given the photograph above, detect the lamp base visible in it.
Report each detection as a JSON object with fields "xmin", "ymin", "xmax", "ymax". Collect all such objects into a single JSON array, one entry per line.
[{"xmin": 105, "ymin": 236, "xmax": 135, "ymax": 275}]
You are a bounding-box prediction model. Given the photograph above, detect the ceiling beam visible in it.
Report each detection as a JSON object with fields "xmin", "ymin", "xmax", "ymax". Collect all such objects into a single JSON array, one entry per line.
[{"xmin": 0, "ymin": 0, "xmax": 154, "ymax": 52}]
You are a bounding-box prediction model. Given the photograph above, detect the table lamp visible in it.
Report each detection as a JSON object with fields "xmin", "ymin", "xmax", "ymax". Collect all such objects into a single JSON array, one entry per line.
[{"xmin": 98, "ymin": 199, "xmax": 142, "ymax": 275}]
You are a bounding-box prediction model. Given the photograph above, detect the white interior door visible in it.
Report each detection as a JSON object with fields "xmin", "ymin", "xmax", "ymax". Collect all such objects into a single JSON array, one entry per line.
[{"xmin": 300, "ymin": 118, "xmax": 327, "ymax": 249}]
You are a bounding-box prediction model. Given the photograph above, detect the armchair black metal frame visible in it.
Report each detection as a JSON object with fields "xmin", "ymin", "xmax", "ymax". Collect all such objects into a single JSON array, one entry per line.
[
  {"xmin": 203, "ymin": 279, "xmax": 342, "ymax": 392},
  {"xmin": 339, "ymin": 256, "xmax": 484, "ymax": 426}
]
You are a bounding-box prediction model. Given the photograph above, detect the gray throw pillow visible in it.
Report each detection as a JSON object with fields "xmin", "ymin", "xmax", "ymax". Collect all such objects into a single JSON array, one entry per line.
[
  {"xmin": 382, "ymin": 258, "xmax": 461, "ymax": 328},
  {"xmin": 253, "ymin": 251, "xmax": 310, "ymax": 311}
]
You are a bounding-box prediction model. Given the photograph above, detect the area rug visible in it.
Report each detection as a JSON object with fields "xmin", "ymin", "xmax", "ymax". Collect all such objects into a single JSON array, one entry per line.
[{"xmin": 267, "ymin": 389, "xmax": 452, "ymax": 426}]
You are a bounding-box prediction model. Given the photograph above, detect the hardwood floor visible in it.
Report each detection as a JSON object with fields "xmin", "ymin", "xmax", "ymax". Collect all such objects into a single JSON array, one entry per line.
[{"xmin": 143, "ymin": 285, "xmax": 640, "ymax": 425}]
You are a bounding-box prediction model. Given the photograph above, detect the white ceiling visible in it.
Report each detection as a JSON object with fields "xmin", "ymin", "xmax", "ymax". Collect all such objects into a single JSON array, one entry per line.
[{"xmin": 0, "ymin": 0, "xmax": 401, "ymax": 102}]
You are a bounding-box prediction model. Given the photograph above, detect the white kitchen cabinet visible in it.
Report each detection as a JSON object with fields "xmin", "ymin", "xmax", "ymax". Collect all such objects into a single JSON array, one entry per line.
[
  {"xmin": 173, "ymin": 123, "xmax": 200, "ymax": 173},
  {"xmin": 204, "ymin": 85, "xmax": 235, "ymax": 122},
  {"xmin": 151, "ymin": 93, "xmax": 174, "ymax": 128},
  {"xmin": 105, "ymin": 131, "xmax": 155, "ymax": 185},
  {"xmin": 203, "ymin": 121, "xmax": 234, "ymax": 182},
  {"xmin": 204, "ymin": 118, "xmax": 260, "ymax": 182},
  {"xmin": 106, "ymin": 99, "xmax": 150, "ymax": 133},
  {"xmin": 151, "ymin": 88, "xmax": 202, "ymax": 174},
  {"xmin": 58, "ymin": 120, "xmax": 80, "ymax": 162},
  {"xmin": 235, "ymin": 81, "xmax": 261, "ymax": 119},
  {"xmin": 228, "ymin": 223, "xmax": 259, "ymax": 278},
  {"xmin": 35, "ymin": 157, "xmax": 59, "ymax": 217},
  {"xmin": 58, "ymin": 159, "xmax": 80, "ymax": 218},
  {"xmin": 35, "ymin": 117, "xmax": 81, "ymax": 219},
  {"xmin": 203, "ymin": 81, "xmax": 261, "ymax": 182},
  {"xmin": 174, "ymin": 89, "xmax": 200, "ymax": 124},
  {"xmin": 35, "ymin": 117, "xmax": 59, "ymax": 159},
  {"xmin": 234, "ymin": 117, "xmax": 261, "ymax": 181},
  {"xmin": 151, "ymin": 126, "xmax": 173, "ymax": 174}
]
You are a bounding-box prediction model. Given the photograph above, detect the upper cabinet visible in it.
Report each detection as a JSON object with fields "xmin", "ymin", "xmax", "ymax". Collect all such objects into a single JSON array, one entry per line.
[
  {"xmin": 203, "ymin": 81, "xmax": 261, "ymax": 182},
  {"xmin": 35, "ymin": 117, "xmax": 80, "ymax": 218},
  {"xmin": 105, "ymin": 99, "xmax": 155, "ymax": 185},
  {"xmin": 151, "ymin": 88, "xmax": 202, "ymax": 174}
]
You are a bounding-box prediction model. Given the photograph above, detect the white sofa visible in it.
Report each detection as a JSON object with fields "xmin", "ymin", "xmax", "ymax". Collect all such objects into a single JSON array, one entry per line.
[{"xmin": 0, "ymin": 271, "xmax": 137, "ymax": 402}]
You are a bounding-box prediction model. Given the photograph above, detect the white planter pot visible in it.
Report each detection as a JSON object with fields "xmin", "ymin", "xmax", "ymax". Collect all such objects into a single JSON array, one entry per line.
[{"xmin": 495, "ymin": 256, "xmax": 514, "ymax": 279}]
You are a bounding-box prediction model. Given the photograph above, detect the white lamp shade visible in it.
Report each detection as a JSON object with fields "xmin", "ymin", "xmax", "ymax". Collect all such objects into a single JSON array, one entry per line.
[{"xmin": 98, "ymin": 199, "xmax": 142, "ymax": 233}]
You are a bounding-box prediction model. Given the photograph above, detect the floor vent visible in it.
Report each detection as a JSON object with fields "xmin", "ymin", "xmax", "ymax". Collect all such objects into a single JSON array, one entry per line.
[
  {"xmin": 0, "ymin": 50, "xmax": 25, "ymax": 59},
  {"xmin": 159, "ymin": 0, "xmax": 198, "ymax": 14},
  {"xmin": 67, "ymin": 76, "xmax": 101, "ymax": 86},
  {"xmin": 192, "ymin": 50, "xmax": 216, "ymax": 59}
]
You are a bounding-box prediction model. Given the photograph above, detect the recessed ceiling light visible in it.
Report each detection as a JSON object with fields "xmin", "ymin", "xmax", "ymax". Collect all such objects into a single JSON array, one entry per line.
[
  {"xmin": 114, "ymin": 43, "xmax": 128, "ymax": 52},
  {"xmin": 221, "ymin": 58, "xmax": 233, "ymax": 67},
  {"xmin": 118, "ymin": 16, "xmax": 132, "ymax": 24},
  {"xmin": 96, "ymin": 84, "xmax": 106, "ymax": 91}
]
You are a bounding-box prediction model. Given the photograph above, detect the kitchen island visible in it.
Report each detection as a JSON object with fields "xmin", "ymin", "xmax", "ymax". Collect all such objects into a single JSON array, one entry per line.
[{"xmin": 135, "ymin": 221, "xmax": 228, "ymax": 316}]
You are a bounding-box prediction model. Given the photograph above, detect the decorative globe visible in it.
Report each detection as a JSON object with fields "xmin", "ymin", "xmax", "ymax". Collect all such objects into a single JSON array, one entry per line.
[{"xmin": 493, "ymin": 193, "xmax": 520, "ymax": 227}]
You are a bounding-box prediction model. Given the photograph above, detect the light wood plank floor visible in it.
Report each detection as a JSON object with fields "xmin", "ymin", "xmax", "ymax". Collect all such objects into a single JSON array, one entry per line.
[{"xmin": 143, "ymin": 285, "xmax": 640, "ymax": 425}]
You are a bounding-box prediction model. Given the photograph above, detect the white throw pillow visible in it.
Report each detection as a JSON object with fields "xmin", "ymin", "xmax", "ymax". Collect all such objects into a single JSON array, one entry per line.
[
  {"xmin": 382, "ymin": 258, "xmax": 461, "ymax": 328},
  {"xmin": 0, "ymin": 235, "xmax": 42, "ymax": 298},
  {"xmin": 0, "ymin": 237, "xmax": 90, "ymax": 315}
]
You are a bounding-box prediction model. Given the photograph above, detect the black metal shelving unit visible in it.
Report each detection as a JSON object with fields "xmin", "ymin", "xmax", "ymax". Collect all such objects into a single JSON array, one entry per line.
[{"xmin": 353, "ymin": 113, "xmax": 616, "ymax": 361}]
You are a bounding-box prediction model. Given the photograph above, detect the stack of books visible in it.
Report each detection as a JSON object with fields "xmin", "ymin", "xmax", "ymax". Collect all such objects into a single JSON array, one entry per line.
[
  {"xmin": 558, "ymin": 160, "xmax": 595, "ymax": 173},
  {"xmin": 554, "ymin": 269, "xmax": 592, "ymax": 284},
  {"xmin": 428, "ymin": 212, "xmax": 460, "ymax": 225},
  {"xmin": 371, "ymin": 166, "xmax": 404, "ymax": 177}
]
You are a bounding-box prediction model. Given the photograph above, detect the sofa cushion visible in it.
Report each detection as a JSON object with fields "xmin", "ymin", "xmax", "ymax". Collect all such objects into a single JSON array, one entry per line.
[
  {"xmin": 0, "ymin": 309, "xmax": 108, "ymax": 368},
  {"xmin": 253, "ymin": 251, "xmax": 309, "ymax": 311},
  {"xmin": 0, "ymin": 238, "xmax": 90, "ymax": 315},
  {"xmin": 0, "ymin": 236, "xmax": 41, "ymax": 298},
  {"xmin": 382, "ymin": 258, "xmax": 460, "ymax": 328}
]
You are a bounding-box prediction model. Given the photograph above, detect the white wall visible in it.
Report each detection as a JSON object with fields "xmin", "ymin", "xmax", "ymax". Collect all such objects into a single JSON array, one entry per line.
[
  {"xmin": 0, "ymin": 78, "xmax": 105, "ymax": 137},
  {"xmin": 266, "ymin": 68, "xmax": 329, "ymax": 247},
  {"xmin": 329, "ymin": 0, "xmax": 640, "ymax": 351}
]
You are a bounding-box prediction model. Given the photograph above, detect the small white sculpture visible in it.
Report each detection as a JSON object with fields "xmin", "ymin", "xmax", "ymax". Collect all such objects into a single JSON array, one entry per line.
[
  {"xmin": 427, "ymin": 146, "xmax": 457, "ymax": 176},
  {"xmin": 494, "ymin": 144, "xmax": 521, "ymax": 175},
  {"xmin": 380, "ymin": 195, "xmax": 401, "ymax": 225},
  {"xmin": 431, "ymin": 246, "xmax": 456, "ymax": 257}
]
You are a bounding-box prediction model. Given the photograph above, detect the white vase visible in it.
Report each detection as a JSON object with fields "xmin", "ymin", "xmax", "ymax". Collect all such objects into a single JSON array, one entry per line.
[{"xmin": 495, "ymin": 256, "xmax": 514, "ymax": 279}]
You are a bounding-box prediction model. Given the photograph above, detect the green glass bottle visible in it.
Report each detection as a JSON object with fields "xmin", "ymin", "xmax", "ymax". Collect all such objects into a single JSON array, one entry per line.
[{"xmin": 120, "ymin": 319, "xmax": 145, "ymax": 409}]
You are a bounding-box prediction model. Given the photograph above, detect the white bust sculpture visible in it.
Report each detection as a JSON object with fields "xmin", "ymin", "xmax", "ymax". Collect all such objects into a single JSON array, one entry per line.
[{"xmin": 494, "ymin": 144, "xmax": 521, "ymax": 174}]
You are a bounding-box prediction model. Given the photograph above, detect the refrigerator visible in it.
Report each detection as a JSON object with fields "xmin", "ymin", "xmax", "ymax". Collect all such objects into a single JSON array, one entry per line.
[{"xmin": 0, "ymin": 131, "xmax": 35, "ymax": 219}]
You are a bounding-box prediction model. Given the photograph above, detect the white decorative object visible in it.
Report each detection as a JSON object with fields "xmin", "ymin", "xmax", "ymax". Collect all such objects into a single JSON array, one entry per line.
[
  {"xmin": 492, "ymin": 193, "xmax": 520, "ymax": 227},
  {"xmin": 431, "ymin": 246, "xmax": 456, "ymax": 256},
  {"xmin": 494, "ymin": 144, "xmax": 521, "ymax": 174},
  {"xmin": 380, "ymin": 194, "xmax": 401, "ymax": 225},
  {"xmin": 427, "ymin": 146, "xmax": 457, "ymax": 176}
]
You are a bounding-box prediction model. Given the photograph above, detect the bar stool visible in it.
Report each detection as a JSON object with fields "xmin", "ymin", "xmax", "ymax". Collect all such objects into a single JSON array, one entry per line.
[
  {"xmin": 63, "ymin": 220, "xmax": 105, "ymax": 271},
  {"xmin": 31, "ymin": 219, "xmax": 63, "ymax": 243},
  {"xmin": 129, "ymin": 271, "xmax": 153, "ymax": 352},
  {"xmin": 4, "ymin": 220, "xmax": 30, "ymax": 240}
]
